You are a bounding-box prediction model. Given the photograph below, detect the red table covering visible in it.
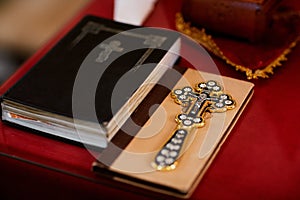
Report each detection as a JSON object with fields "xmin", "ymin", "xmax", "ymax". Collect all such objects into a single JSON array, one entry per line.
[{"xmin": 0, "ymin": 0, "xmax": 300, "ymax": 199}]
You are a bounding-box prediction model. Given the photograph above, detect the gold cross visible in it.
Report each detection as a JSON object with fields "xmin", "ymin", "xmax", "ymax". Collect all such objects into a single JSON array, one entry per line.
[{"xmin": 152, "ymin": 80, "xmax": 235, "ymax": 171}]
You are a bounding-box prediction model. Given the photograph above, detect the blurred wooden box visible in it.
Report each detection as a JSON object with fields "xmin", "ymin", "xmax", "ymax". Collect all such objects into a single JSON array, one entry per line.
[{"xmin": 182, "ymin": 0, "xmax": 282, "ymax": 41}]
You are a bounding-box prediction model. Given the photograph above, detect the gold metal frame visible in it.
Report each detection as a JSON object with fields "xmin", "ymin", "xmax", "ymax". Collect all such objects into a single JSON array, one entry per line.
[{"xmin": 175, "ymin": 13, "xmax": 299, "ymax": 79}]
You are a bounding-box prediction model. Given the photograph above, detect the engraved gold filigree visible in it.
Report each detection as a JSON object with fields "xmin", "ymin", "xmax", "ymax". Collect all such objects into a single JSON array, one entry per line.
[{"xmin": 175, "ymin": 13, "xmax": 299, "ymax": 79}]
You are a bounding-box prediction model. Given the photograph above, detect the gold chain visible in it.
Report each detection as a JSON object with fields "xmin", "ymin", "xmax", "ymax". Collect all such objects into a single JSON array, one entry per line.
[{"xmin": 175, "ymin": 13, "xmax": 299, "ymax": 79}]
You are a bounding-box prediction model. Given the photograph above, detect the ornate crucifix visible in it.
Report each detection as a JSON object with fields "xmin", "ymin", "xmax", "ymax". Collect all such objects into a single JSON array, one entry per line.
[{"xmin": 152, "ymin": 80, "xmax": 235, "ymax": 171}]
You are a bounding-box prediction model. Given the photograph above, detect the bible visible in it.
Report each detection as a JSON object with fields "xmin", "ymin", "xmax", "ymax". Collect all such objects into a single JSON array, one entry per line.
[
  {"xmin": 0, "ymin": 15, "xmax": 180, "ymax": 148},
  {"xmin": 92, "ymin": 67, "xmax": 254, "ymax": 198}
]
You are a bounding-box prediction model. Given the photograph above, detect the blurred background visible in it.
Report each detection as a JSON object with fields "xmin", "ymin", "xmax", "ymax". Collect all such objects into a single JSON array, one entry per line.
[{"xmin": 0, "ymin": 0, "xmax": 90, "ymax": 84}]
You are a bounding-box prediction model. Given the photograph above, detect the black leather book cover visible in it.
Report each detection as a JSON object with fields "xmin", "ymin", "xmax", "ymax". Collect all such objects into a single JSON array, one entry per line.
[{"xmin": 1, "ymin": 15, "xmax": 179, "ymax": 125}]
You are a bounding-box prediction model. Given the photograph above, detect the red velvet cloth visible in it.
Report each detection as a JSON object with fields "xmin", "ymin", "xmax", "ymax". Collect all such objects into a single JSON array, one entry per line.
[{"xmin": 0, "ymin": 0, "xmax": 300, "ymax": 199}]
